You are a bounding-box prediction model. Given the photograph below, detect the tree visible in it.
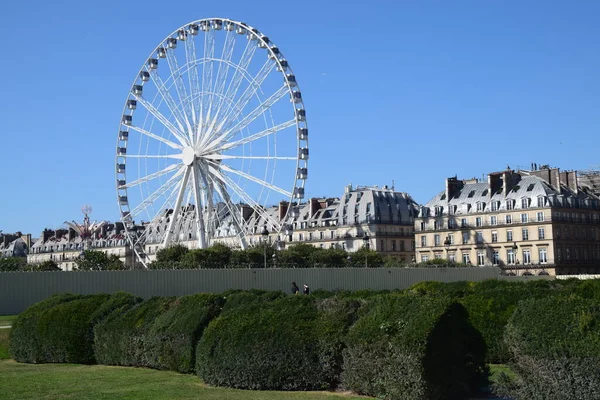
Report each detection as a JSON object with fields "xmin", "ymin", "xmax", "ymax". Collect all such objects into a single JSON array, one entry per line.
[
  {"xmin": 36, "ymin": 260, "xmax": 61, "ymax": 271},
  {"xmin": 277, "ymin": 243, "xmax": 319, "ymax": 268},
  {"xmin": 347, "ymin": 247, "xmax": 384, "ymax": 268},
  {"xmin": 75, "ymin": 250, "xmax": 125, "ymax": 271},
  {"xmin": 155, "ymin": 244, "xmax": 189, "ymax": 263},
  {"xmin": 0, "ymin": 257, "xmax": 26, "ymax": 272},
  {"xmin": 309, "ymin": 247, "xmax": 348, "ymax": 267}
]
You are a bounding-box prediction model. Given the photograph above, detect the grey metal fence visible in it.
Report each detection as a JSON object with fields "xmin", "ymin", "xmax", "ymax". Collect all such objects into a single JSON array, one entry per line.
[{"xmin": 0, "ymin": 267, "xmax": 511, "ymax": 315}]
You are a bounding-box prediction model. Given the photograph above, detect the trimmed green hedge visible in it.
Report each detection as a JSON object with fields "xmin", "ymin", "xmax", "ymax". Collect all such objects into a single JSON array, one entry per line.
[
  {"xmin": 341, "ymin": 294, "xmax": 488, "ymax": 400},
  {"xmin": 496, "ymin": 296, "xmax": 600, "ymax": 400},
  {"xmin": 10, "ymin": 293, "xmax": 137, "ymax": 364},
  {"xmin": 94, "ymin": 293, "xmax": 224, "ymax": 373},
  {"xmin": 196, "ymin": 295, "xmax": 358, "ymax": 390}
]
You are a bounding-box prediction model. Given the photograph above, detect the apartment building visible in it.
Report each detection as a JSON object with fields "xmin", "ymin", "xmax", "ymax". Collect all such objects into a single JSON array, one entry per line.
[{"xmin": 415, "ymin": 167, "xmax": 600, "ymax": 276}]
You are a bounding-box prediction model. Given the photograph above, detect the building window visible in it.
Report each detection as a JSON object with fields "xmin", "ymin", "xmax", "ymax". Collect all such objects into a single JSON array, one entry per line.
[
  {"xmin": 319, "ymin": 231, "xmax": 324, "ymax": 240},
  {"xmin": 521, "ymin": 213, "xmax": 528, "ymax": 223},
  {"xmin": 380, "ymin": 240, "xmax": 385, "ymax": 251},
  {"xmin": 309, "ymin": 232, "xmax": 313, "ymax": 240},
  {"xmin": 537, "ymin": 196, "xmax": 546, "ymax": 207},
  {"xmin": 435, "ymin": 206, "xmax": 443, "ymax": 216},
  {"xmin": 491, "ymin": 201, "xmax": 500, "ymax": 211},
  {"xmin": 507, "ymin": 230, "xmax": 513, "ymax": 241},
  {"xmin": 537, "ymin": 212, "xmax": 544, "ymax": 222},
  {"xmin": 476, "ymin": 217, "xmax": 482, "ymax": 227},
  {"xmin": 449, "ymin": 253, "xmax": 456, "ymax": 262},
  {"xmin": 462, "ymin": 232, "xmax": 469, "ymax": 244},
  {"xmin": 476, "ymin": 231, "xmax": 483, "ymax": 244},
  {"xmin": 448, "ymin": 233, "xmax": 454, "ymax": 244},
  {"xmin": 507, "ymin": 249, "xmax": 515, "ymax": 264},
  {"xmin": 434, "ymin": 234, "xmax": 440, "ymax": 246},
  {"xmin": 421, "ymin": 255, "xmax": 429, "ymax": 262},
  {"xmin": 491, "ymin": 231, "xmax": 498, "ymax": 243},
  {"xmin": 522, "ymin": 249, "xmax": 531, "ymax": 265},
  {"xmin": 490, "ymin": 216, "xmax": 497, "ymax": 226},
  {"xmin": 477, "ymin": 202, "xmax": 485, "ymax": 212},
  {"xmin": 507, "ymin": 200, "xmax": 514, "ymax": 210},
  {"xmin": 400, "ymin": 241, "xmax": 405, "ymax": 251},
  {"xmin": 330, "ymin": 231, "xmax": 335, "ymax": 239},
  {"xmin": 566, "ymin": 248, "xmax": 571, "ymax": 260},
  {"xmin": 391, "ymin": 240, "xmax": 396, "ymax": 251},
  {"xmin": 492, "ymin": 251, "xmax": 500, "ymax": 265},
  {"xmin": 462, "ymin": 253, "xmax": 470, "ymax": 264},
  {"xmin": 299, "ymin": 233, "xmax": 304, "ymax": 241},
  {"xmin": 434, "ymin": 220, "xmax": 441, "ymax": 230},
  {"xmin": 448, "ymin": 219, "xmax": 457, "ymax": 229},
  {"xmin": 521, "ymin": 198, "xmax": 530, "ymax": 209},
  {"xmin": 506, "ymin": 215, "xmax": 512, "ymax": 224},
  {"xmin": 538, "ymin": 227, "xmax": 545, "ymax": 240},
  {"xmin": 477, "ymin": 251, "xmax": 485, "ymax": 266},
  {"xmin": 421, "ymin": 236, "xmax": 427, "ymax": 247},
  {"xmin": 435, "ymin": 253, "xmax": 442, "ymax": 259},
  {"xmin": 461, "ymin": 218, "xmax": 467, "ymax": 228},
  {"xmin": 539, "ymin": 248, "xmax": 548, "ymax": 264},
  {"xmin": 522, "ymin": 228, "xmax": 529, "ymax": 240}
]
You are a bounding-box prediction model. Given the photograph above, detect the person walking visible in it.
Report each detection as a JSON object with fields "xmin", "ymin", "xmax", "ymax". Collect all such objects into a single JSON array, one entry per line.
[
  {"xmin": 303, "ymin": 284, "xmax": 310, "ymax": 295},
  {"xmin": 291, "ymin": 281, "xmax": 299, "ymax": 295}
]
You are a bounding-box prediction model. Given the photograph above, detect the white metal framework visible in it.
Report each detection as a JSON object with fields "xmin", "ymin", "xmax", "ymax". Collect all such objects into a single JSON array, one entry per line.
[{"xmin": 115, "ymin": 18, "xmax": 308, "ymax": 266}]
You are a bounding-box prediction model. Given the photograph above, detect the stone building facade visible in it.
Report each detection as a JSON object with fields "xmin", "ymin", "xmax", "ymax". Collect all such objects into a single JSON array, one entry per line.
[{"xmin": 415, "ymin": 167, "xmax": 600, "ymax": 276}]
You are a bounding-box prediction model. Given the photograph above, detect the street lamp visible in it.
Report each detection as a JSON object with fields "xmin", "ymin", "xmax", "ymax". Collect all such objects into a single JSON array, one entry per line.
[
  {"xmin": 512, "ymin": 242, "xmax": 519, "ymax": 265},
  {"xmin": 362, "ymin": 233, "xmax": 370, "ymax": 268},
  {"xmin": 261, "ymin": 225, "xmax": 269, "ymax": 268}
]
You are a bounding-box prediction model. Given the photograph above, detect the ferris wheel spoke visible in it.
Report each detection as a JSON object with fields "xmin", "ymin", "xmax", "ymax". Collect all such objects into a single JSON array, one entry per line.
[
  {"xmin": 149, "ymin": 69, "xmax": 189, "ymax": 134},
  {"xmin": 132, "ymin": 95, "xmax": 188, "ymax": 145},
  {"xmin": 208, "ymin": 165, "xmax": 281, "ymax": 230},
  {"xmin": 219, "ymin": 85, "xmax": 289, "ymax": 144},
  {"xmin": 218, "ymin": 163, "xmax": 292, "ymax": 198},
  {"xmin": 119, "ymin": 163, "xmax": 181, "ymax": 189},
  {"xmin": 162, "ymin": 166, "xmax": 191, "ymax": 246},
  {"xmin": 199, "ymin": 29, "xmax": 216, "ymax": 137},
  {"xmin": 129, "ymin": 167, "xmax": 186, "ymax": 218},
  {"xmin": 190, "ymin": 162, "xmax": 207, "ymax": 248},
  {"xmin": 218, "ymin": 60, "xmax": 276, "ymax": 134},
  {"xmin": 128, "ymin": 125, "xmax": 184, "ymax": 150},
  {"xmin": 204, "ymin": 154, "xmax": 297, "ymax": 161},
  {"xmin": 205, "ymin": 30, "xmax": 236, "ymax": 137},
  {"xmin": 165, "ymin": 46, "xmax": 193, "ymax": 132},
  {"xmin": 184, "ymin": 33, "xmax": 201, "ymax": 130},
  {"xmin": 209, "ymin": 119, "xmax": 295, "ymax": 153},
  {"xmin": 125, "ymin": 154, "xmax": 183, "ymax": 160}
]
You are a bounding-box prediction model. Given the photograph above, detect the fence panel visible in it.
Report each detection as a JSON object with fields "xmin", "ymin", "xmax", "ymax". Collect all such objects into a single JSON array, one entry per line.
[{"xmin": 0, "ymin": 267, "xmax": 508, "ymax": 315}]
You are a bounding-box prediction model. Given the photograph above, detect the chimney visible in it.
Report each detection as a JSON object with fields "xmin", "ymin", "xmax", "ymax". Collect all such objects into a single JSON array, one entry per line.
[
  {"xmin": 488, "ymin": 172, "xmax": 503, "ymax": 196},
  {"xmin": 345, "ymin": 183, "xmax": 353, "ymax": 193},
  {"xmin": 240, "ymin": 204, "xmax": 254, "ymax": 222},
  {"xmin": 310, "ymin": 198, "xmax": 321, "ymax": 217},
  {"xmin": 278, "ymin": 201, "xmax": 289, "ymax": 221},
  {"xmin": 445, "ymin": 177, "xmax": 464, "ymax": 201},
  {"xmin": 43, "ymin": 229, "xmax": 55, "ymax": 242},
  {"xmin": 560, "ymin": 171, "xmax": 579, "ymax": 194},
  {"xmin": 20, "ymin": 234, "xmax": 32, "ymax": 250}
]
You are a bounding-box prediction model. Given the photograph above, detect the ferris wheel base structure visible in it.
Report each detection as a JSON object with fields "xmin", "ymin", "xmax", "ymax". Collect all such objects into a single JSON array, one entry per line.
[{"xmin": 114, "ymin": 18, "xmax": 309, "ymax": 267}]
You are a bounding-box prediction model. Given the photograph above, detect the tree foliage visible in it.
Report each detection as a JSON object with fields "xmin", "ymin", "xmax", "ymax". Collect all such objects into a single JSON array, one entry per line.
[
  {"xmin": 75, "ymin": 250, "xmax": 125, "ymax": 271},
  {"xmin": 0, "ymin": 257, "xmax": 26, "ymax": 271}
]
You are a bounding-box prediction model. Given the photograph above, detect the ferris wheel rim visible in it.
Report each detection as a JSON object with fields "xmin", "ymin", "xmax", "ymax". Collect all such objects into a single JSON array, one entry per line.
[{"xmin": 115, "ymin": 17, "xmax": 309, "ymax": 266}]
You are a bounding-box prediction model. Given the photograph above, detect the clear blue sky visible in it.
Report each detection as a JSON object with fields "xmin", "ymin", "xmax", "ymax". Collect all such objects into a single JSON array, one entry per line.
[{"xmin": 1, "ymin": 0, "xmax": 599, "ymax": 236}]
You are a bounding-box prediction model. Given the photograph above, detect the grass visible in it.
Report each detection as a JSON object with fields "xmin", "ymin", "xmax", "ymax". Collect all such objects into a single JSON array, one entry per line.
[
  {"xmin": 0, "ymin": 360, "xmax": 369, "ymax": 400},
  {"xmin": 0, "ymin": 315, "xmax": 17, "ymax": 327},
  {"xmin": 0, "ymin": 329, "xmax": 9, "ymax": 359}
]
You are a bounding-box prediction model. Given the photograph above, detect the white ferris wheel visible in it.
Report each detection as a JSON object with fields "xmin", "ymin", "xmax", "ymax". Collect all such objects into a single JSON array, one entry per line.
[{"xmin": 115, "ymin": 18, "xmax": 309, "ymax": 266}]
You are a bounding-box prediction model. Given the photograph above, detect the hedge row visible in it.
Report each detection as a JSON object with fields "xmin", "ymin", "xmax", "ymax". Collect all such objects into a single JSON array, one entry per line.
[
  {"xmin": 494, "ymin": 296, "xmax": 600, "ymax": 400},
  {"xmin": 341, "ymin": 294, "xmax": 487, "ymax": 400},
  {"xmin": 9, "ymin": 292, "xmax": 138, "ymax": 364},
  {"xmin": 94, "ymin": 293, "xmax": 224, "ymax": 373}
]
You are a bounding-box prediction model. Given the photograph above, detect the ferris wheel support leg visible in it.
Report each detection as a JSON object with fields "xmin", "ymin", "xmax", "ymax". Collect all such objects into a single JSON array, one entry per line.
[
  {"xmin": 163, "ymin": 166, "xmax": 191, "ymax": 248},
  {"xmin": 217, "ymin": 180, "xmax": 248, "ymax": 250},
  {"xmin": 191, "ymin": 161, "xmax": 208, "ymax": 249}
]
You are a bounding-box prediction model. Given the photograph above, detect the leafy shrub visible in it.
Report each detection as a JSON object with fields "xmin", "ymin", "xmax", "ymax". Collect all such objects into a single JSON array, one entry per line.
[
  {"xmin": 94, "ymin": 294, "xmax": 224, "ymax": 373},
  {"xmin": 9, "ymin": 293, "xmax": 135, "ymax": 364},
  {"xmin": 196, "ymin": 295, "xmax": 355, "ymax": 390},
  {"xmin": 496, "ymin": 296, "xmax": 600, "ymax": 400},
  {"xmin": 220, "ymin": 289, "xmax": 285, "ymax": 313},
  {"xmin": 341, "ymin": 294, "xmax": 488, "ymax": 400}
]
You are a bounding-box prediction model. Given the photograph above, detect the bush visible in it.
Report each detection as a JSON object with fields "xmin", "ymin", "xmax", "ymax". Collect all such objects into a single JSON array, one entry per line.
[
  {"xmin": 94, "ymin": 294, "xmax": 224, "ymax": 373},
  {"xmin": 10, "ymin": 293, "xmax": 136, "ymax": 364},
  {"xmin": 196, "ymin": 295, "xmax": 355, "ymax": 390},
  {"xmin": 341, "ymin": 294, "xmax": 488, "ymax": 400},
  {"xmin": 495, "ymin": 296, "xmax": 600, "ymax": 400}
]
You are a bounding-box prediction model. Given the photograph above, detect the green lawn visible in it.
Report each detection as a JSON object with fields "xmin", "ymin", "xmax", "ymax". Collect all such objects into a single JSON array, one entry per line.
[
  {"xmin": 0, "ymin": 315, "xmax": 17, "ymax": 327},
  {"xmin": 0, "ymin": 329, "xmax": 10, "ymax": 359},
  {"xmin": 0, "ymin": 360, "xmax": 369, "ymax": 400}
]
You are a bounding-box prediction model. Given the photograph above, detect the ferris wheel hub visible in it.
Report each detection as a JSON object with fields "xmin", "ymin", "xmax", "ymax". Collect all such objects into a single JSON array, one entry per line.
[{"xmin": 182, "ymin": 146, "xmax": 196, "ymax": 166}]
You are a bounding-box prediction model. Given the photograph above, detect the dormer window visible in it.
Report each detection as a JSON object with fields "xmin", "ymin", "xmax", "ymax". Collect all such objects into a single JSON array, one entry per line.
[
  {"xmin": 476, "ymin": 202, "xmax": 485, "ymax": 212},
  {"xmin": 521, "ymin": 198, "xmax": 530, "ymax": 209},
  {"xmin": 435, "ymin": 206, "xmax": 444, "ymax": 216},
  {"xmin": 468, "ymin": 190, "xmax": 475, "ymax": 198},
  {"xmin": 506, "ymin": 200, "xmax": 515, "ymax": 210}
]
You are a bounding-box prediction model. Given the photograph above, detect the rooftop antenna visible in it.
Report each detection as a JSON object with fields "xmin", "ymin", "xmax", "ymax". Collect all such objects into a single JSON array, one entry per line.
[{"xmin": 392, "ymin": 179, "xmax": 395, "ymax": 191}]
